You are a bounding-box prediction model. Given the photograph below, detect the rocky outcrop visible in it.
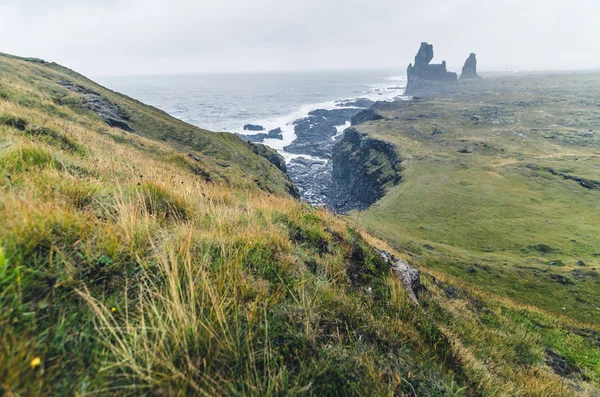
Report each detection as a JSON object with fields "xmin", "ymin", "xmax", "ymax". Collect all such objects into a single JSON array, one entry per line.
[
  {"xmin": 247, "ymin": 142, "xmax": 300, "ymax": 198},
  {"xmin": 243, "ymin": 124, "xmax": 264, "ymax": 131},
  {"xmin": 248, "ymin": 142, "xmax": 287, "ymax": 173},
  {"xmin": 329, "ymin": 128, "xmax": 401, "ymax": 212},
  {"xmin": 236, "ymin": 128, "xmax": 283, "ymax": 143},
  {"xmin": 378, "ymin": 250, "xmax": 421, "ymax": 305},
  {"xmin": 59, "ymin": 81, "xmax": 135, "ymax": 132},
  {"xmin": 284, "ymin": 108, "xmax": 363, "ymax": 158},
  {"xmin": 351, "ymin": 108, "xmax": 384, "ymax": 125},
  {"xmin": 404, "ymin": 42, "xmax": 458, "ymax": 96},
  {"xmin": 460, "ymin": 53, "xmax": 479, "ymax": 80},
  {"xmin": 391, "ymin": 260, "xmax": 421, "ymax": 305}
]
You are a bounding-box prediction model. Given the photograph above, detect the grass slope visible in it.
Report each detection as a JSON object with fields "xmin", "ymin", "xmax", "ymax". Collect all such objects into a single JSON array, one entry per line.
[
  {"xmin": 0, "ymin": 52, "xmax": 296, "ymax": 196},
  {"xmin": 1, "ymin": 55, "xmax": 599, "ymax": 395}
]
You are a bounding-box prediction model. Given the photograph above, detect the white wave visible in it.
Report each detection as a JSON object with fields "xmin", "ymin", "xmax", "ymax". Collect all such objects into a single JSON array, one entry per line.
[{"xmin": 332, "ymin": 121, "xmax": 351, "ymax": 141}]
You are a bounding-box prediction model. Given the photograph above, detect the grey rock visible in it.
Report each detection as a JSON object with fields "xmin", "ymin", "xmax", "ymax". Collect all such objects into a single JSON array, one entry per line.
[
  {"xmin": 267, "ymin": 128, "xmax": 283, "ymax": 139},
  {"xmin": 378, "ymin": 249, "xmax": 395, "ymax": 265},
  {"xmin": 243, "ymin": 124, "xmax": 264, "ymax": 131},
  {"xmin": 391, "ymin": 260, "xmax": 421, "ymax": 305}
]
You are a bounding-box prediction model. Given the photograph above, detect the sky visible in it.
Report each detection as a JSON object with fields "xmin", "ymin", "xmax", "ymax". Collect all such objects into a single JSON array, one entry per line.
[{"xmin": 1, "ymin": 0, "xmax": 599, "ymax": 76}]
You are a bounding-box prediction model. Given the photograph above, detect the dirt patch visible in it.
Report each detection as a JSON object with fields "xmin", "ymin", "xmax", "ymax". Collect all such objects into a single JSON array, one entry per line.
[{"xmin": 545, "ymin": 348, "xmax": 581, "ymax": 378}]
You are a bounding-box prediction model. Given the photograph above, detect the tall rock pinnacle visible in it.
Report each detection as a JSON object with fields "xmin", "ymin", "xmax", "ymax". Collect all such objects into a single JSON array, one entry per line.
[{"xmin": 460, "ymin": 53, "xmax": 479, "ymax": 79}]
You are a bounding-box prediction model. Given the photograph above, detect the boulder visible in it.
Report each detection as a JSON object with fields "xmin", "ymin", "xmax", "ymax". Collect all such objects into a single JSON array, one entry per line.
[
  {"xmin": 267, "ymin": 128, "xmax": 283, "ymax": 139},
  {"xmin": 391, "ymin": 260, "xmax": 421, "ymax": 305},
  {"xmin": 460, "ymin": 53, "xmax": 479, "ymax": 80}
]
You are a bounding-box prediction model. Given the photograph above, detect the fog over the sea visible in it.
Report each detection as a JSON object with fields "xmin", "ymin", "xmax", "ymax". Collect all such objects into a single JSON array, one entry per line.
[{"xmin": 1, "ymin": 0, "xmax": 599, "ymax": 76}]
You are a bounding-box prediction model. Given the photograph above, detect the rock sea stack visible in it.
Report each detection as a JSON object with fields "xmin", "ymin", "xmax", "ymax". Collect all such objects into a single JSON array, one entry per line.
[
  {"xmin": 405, "ymin": 42, "xmax": 457, "ymax": 96},
  {"xmin": 460, "ymin": 53, "xmax": 479, "ymax": 80}
]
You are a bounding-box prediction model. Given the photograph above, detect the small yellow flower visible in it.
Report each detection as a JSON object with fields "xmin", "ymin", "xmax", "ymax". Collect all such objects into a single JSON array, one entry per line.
[
  {"xmin": 111, "ymin": 307, "xmax": 117, "ymax": 313},
  {"xmin": 30, "ymin": 357, "xmax": 41, "ymax": 369}
]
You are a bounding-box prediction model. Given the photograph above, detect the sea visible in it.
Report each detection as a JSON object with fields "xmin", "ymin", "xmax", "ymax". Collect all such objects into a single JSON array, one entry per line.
[{"xmin": 97, "ymin": 70, "xmax": 407, "ymax": 161}]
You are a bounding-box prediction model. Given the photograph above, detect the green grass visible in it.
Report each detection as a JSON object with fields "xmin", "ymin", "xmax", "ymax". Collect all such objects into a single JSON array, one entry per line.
[{"xmin": 353, "ymin": 73, "xmax": 600, "ymax": 325}]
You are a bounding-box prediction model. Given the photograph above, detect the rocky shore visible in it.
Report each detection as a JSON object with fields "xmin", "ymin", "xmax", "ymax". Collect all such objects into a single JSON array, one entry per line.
[{"xmin": 284, "ymin": 99, "xmax": 402, "ymax": 211}]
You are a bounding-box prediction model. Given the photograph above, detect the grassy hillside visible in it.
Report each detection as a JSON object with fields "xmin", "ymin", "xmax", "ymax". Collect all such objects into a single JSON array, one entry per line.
[
  {"xmin": 0, "ymin": 52, "xmax": 296, "ymax": 196},
  {"xmin": 1, "ymin": 54, "xmax": 600, "ymax": 395}
]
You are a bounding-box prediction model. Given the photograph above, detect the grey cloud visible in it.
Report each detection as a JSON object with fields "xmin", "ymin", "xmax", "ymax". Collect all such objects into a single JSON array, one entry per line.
[{"xmin": 0, "ymin": 0, "xmax": 599, "ymax": 76}]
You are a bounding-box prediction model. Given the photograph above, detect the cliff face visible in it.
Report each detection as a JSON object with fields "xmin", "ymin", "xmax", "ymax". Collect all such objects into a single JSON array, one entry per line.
[
  {"xmin": 405, "ymin": 42, "xmax": 457, "ymax": 96},
  {"xmin": 330, "ymin": 128, "xmax": 401, "ymax": 212}
]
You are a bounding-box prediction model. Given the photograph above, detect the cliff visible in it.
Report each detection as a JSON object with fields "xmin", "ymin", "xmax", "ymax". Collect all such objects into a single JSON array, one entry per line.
[{"xmin": 330, "ymin": 128, "xmax": 401, "ymax": 212}]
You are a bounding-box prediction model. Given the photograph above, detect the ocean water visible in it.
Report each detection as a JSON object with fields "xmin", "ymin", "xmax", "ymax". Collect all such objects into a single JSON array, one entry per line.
[{"xmin": 97, "ymin": 70, "xmax": 407, "ymax": 160}]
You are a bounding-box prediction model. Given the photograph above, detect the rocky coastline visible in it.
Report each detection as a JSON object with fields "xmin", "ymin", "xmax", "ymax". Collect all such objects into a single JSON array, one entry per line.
[
  {"xmin": 283, "ymin": 99, "xmax": 402, "ymax": 212},
  {"xmin": 263, "ymin": 42, "xmax": 480, "ymax": 213}
]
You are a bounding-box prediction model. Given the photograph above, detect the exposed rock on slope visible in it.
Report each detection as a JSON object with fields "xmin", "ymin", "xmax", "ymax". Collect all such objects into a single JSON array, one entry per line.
[
  {"xmin": 379, "ymin": 250, "xmax": 421, "ymax": 305},
  {"xmin": 58, "ymin": 81, "xmax": 135, "ymax": 132},
  {"xmin": 460, "ymin": 53, "xmax": 479, "ymax": 80},
  {"xmin": 405, "ymin": 42, "xmax": 457, "ymax": 96},
  {"xmin": 330, "ymin": 128, "xmax": 401, "ymax": 212},
  {"xmin": 248, "ymin": 142, "xmax": 300, "ymax": 197}
]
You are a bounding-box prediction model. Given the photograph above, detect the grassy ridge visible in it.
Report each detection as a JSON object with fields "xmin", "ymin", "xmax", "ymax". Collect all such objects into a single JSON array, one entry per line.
[{"xmin": 1, "ymin": 54, "xmax": 599, "ymax": 395}]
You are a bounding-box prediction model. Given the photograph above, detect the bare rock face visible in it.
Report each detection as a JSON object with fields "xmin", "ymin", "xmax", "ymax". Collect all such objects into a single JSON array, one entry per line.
[
  {"xmin": 460, "ymin": 53, "xmax": 479, "ymax": 80},
  {"xmin": 405, "ymin": 42, "xmax": 457, "ymax": 96},
  {"xmin": 330, "ymin": 128, "xmax": 401, "ymax": 212}
]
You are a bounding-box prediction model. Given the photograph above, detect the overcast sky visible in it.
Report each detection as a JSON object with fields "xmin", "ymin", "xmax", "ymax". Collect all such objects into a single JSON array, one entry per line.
[{"xmin": 1, "ymin": 0, "xmax": 599, "ymax": 76}]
